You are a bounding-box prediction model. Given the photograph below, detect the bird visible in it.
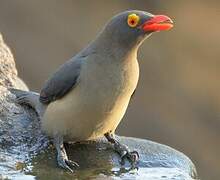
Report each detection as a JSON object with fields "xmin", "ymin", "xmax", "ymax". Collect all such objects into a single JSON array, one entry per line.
[{"xmin": 10, "ymin": 10, "xmax": 173, "ymax": 172}]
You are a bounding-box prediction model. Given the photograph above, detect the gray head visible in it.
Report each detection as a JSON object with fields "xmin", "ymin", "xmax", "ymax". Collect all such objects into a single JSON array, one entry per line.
[{"xmin": 96, "ymin": 10, "xmax": 173, "ymax": 51}]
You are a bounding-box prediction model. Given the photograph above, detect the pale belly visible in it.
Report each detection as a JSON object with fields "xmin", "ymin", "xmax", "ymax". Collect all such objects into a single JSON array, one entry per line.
[{"xmin": 42, "ymin": 85, "xmax": 132, "ymax": 141}]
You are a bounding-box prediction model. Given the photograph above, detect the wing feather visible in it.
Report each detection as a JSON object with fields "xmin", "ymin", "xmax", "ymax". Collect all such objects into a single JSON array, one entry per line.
[{"xmin": 39, "ymin": 59, "xmax": 81, "ymax": 104}]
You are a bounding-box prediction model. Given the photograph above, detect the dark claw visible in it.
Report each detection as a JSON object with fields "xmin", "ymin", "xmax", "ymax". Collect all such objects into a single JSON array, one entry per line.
[
  {"xmin": 58, "ymin": 161, "xmax": 73, "ymax": 173},
  {"xmin": 120, "ymin": 150, "xmax": 139, "ymax": 165},
  {"xmin": 130, "ymin": 151, "xmax": 139, "ymax": 162},
  {"xmin": 65, "ymin": 159, "xmax": 79, "ymax": 168},
  {"xmin": 57, "ymin": 157, "xmax": 79, "ymax": 173}
]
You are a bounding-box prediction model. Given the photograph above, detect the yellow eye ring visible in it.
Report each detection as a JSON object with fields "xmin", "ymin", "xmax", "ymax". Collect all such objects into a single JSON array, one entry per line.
[{"xmin": 127, "ymin": 13, "xmax": 140, "ymax": 28}]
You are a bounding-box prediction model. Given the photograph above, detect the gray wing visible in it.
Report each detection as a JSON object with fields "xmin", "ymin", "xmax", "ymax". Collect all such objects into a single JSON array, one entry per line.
[{"xmin": 40, "ymin": 59, "xmax": 81, "ymax": 104}]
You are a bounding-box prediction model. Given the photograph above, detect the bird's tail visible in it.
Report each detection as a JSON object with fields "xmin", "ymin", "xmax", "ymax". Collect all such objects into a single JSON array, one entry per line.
[{"xmin": 9, "ymin": 88, "xmax": 46, "ymax": 118}]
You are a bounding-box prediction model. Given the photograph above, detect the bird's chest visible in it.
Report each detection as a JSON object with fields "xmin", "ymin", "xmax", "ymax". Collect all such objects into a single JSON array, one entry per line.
[{"xmin": 80, "ymin": 58, "xmax": 139, "ymax": 111}]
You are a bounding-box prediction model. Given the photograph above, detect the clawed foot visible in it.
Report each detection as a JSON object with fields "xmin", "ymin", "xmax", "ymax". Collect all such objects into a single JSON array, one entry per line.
[
  {"xmin": 104, "ymin": 132, "xmax": 139, "ymax": 166},
  {"xmin": 54, "ymin": 134, "xmax": 79, "ymax": 173},
  {"xmin": 57, "ymin": 155, "xmax": 79, "ymax": 173},
  {"xmin": 120, "ymin": 150, "xmax": 139, "ymax": 165}
]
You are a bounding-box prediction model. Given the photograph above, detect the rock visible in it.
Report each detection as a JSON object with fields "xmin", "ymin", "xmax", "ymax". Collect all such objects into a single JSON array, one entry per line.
[
  {"xmin": 0, "ymin": 33, "xmax": 197, "ymax": 179},
  {"xmin": 0, "ymin": 34, "xmax": 28, "ymax": 90}
]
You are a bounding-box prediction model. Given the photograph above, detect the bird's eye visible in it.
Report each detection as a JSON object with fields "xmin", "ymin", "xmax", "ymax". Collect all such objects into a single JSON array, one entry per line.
[{"xmin": 127, "ymin": 14, "xmax": 140, "ymax": 28}]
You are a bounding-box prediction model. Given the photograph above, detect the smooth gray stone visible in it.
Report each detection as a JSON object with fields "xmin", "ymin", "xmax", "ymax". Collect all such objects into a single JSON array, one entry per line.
[{"xmin": 27, "ymin": 135, "xmax": 197, "ymax": 180}]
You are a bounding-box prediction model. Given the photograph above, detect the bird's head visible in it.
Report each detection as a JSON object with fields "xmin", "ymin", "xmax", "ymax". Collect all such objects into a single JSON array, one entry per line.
[{"xmin": 98, "ymin": 10, "xmax": 173, "ymax": 51}]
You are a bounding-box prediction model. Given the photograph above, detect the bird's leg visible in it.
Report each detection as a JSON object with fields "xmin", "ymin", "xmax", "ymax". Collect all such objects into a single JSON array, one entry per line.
[
  {"xmin": 104, "ymin": 132, "xmax": 139, "ymax": 166},
  {"xmin": 53, "ymin": 134, "xmax": 79, "ymax": 172}
]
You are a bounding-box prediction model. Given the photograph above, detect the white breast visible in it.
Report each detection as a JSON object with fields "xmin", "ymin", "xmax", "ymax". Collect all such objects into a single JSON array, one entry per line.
[{"xmin": 42, "ymin": 55, "xmax": 139, "ymax": 141}]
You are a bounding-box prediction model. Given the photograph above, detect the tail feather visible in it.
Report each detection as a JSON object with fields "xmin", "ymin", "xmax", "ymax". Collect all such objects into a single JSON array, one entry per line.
[{"xmin": 9, "ymin": 88, "xmax": 46, "ymax": 117}]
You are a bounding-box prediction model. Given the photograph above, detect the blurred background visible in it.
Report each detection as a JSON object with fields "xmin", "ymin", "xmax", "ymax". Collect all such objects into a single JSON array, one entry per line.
[{"xmin": 0, "ymin": 0, "xmax": 219, "ymax": 179}]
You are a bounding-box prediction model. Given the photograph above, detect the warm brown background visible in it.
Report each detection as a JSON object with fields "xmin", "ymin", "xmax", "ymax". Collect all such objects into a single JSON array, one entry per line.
[{"xmin": 0, "ymin": 0, "xmax": 219, "ymax": 179}]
